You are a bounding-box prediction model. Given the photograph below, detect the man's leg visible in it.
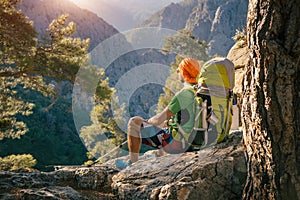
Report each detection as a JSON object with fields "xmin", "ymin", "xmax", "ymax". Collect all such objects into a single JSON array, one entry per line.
[{"xmin": 127, "ymin": 116, "xmax": 144, "ymax": 163}]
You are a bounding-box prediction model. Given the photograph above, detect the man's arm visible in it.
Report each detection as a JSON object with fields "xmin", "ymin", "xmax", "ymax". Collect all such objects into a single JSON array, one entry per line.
[{"xmin": 147, "ymin": 107, "xmax": 174, "ymax": 127}]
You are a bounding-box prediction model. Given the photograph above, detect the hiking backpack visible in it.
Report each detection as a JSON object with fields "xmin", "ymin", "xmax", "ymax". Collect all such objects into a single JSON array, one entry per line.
[{"xmin": 191, "ymin": 57, "xmax": 235, "ymax": 147}]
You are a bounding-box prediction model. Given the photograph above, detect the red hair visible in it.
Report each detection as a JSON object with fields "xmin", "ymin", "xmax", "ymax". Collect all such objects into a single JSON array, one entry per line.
[{"xmin": 178, "ymin": 58, "xmax": 200, "ymax": 84}]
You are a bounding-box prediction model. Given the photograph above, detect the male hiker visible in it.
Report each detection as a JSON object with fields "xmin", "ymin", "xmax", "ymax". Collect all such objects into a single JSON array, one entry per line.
[{"xmin": 116, "ymin": 58, "xmax": 201, "ymax": 168}]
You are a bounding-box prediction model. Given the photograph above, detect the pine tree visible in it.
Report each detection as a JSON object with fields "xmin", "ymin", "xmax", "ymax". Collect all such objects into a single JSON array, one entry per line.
[
  {"xmin": 0, "ymin": 0, "xmax": 89, "ymax": 139},
  {"xmin": 79, "ymin": 66, "xmax": 126, "ymax": 160},
  {"xmin": 163, "ymin": 29, "xmax": 209, "ymax": 61}
]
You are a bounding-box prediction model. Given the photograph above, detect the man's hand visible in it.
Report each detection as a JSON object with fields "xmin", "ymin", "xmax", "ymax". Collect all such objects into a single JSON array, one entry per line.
[{"xmin": 147, "ymin": 108, "xmax": 174, "ymax": 127}]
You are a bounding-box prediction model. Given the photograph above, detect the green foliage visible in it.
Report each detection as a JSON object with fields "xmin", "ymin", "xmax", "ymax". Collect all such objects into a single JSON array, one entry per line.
[
  {"xmin": 36, "ymin": 14, "xmax": 90, "ymax": 82},
  {"xmin": 76, "ymin": 58, "xmax": 127, "ymax": 160},
  {"xmin": 83, "ymin": 160, "xmax": 94, "ymax": 166},
  {"xmin": 0, "ymin": 1, "xmax": 93, "ymax": 170},
  {"xmin": 79, "ymin": 70, "xmax": 127, "ymax": 160},
  {"xmin": 0, "ymin": 89, "xmax": 88, "ymax": 171},
  {"xmin": 163, "ymin": 29, "xmax": 209, "ymax": 61},
  {"xmin": 0, "ymin": 0, "xmax": 89, "ymax": 140},
  {"xmin": 0, "ymin": 0, "xmax": 40, "ymax": 139},
  {"xmin": 0, "ymin": 154, "xmax": 36, "ymax": 171}
]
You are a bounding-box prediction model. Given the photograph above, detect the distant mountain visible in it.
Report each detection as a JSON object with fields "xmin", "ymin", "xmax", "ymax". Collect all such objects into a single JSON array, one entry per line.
[
  {"xmin": 139, "ymin": 0, "xmax": 198, "ymax": 30},
  {"xmin": 20, "ymin": 0, "xmax": 119, "ymax": 50},
  {"xmin": 140, "ymin": 0, "xmax": 248, "ymax": 56},
  {"xmin": 69, "ymin": 0, "xmax": 183, "ymax": 31}
]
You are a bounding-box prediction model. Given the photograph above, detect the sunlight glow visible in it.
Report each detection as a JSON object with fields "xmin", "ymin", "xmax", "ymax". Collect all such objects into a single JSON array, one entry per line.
[
  {"xmin": 68, "ymin": 0, "xmax": 100, "ymax": 18},
  {"xmin": 69, "ymin": 0, "xmax": 90, "ymax": 6}
]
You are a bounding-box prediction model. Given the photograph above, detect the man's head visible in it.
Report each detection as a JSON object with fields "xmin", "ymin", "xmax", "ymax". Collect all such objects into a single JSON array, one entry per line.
[{"xmin": 177, "ymin": 58, "xmax": 200, "ymax": 84}]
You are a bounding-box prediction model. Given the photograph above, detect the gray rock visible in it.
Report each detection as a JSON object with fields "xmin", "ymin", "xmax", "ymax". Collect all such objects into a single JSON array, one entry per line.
[
  {"xmin": 227, "ymin": 40, "xmax": 248, "ymax": 109},
  {"xmin": 112, "ymin": 132, "xmax": 246, "ymax": 200},
  {"xmin": 0, "ymin": 166, "xmax": 118, "ymax": 200},
  {"xmin": 19, "ymin": 186, "xmax": 84, "ymax": 200}
]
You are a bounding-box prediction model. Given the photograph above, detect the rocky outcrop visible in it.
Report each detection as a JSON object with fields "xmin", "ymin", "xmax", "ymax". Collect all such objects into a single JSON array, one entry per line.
[
  {"xmin": 112, "ymin": 132, "xmax": 246, "ymax": 200},
  {"xmin": 0, "ymin": 166, "xmax": 118, "ymax": 199},
  {"xmin": 0, "ymin": 132, "xmax": 246, "ymax": 199},
  {"xmin": 186, "ymin": 0, "xmax": 248, "ymax": 56},
  {"xmin": 227, "ymin": 37, "xmax": 248, "ymax": 109}
]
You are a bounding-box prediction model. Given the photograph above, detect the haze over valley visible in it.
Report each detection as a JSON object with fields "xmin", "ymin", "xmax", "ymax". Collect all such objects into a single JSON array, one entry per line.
[{"xmin": 69, "ymin": 0, "xmax": 183, "ymax": 31}]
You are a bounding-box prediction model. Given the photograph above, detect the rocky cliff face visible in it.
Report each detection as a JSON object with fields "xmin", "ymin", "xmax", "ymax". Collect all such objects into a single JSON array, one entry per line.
[
  {"xmin": 140, "ymin": 0, "xmax": 248, "ymax": 56},
  {"xmin": 0, "ymin": 132, "xmax": 246, "ymax": 199},
  {"xmin": 139, "ymin": 0, "xmax": 198, "ymax": 30}
]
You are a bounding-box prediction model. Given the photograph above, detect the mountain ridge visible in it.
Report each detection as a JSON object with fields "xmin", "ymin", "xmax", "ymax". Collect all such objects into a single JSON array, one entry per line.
[
  {"xmin": 140, "ymin": 0, "xmax": 248, "ymax": 56},
  {"xmin": 20, "ymin": 0, "xmax": 120, "ymax": 51},
  {"xmin": 69, "ymin": 0, "xmax": 183, "ymax": 31}
]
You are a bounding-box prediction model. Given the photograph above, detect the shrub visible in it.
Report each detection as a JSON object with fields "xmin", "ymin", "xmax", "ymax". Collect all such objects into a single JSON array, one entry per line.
[
  {"xmin": 232, "ymin": 29, "xmax": 247, "ymax": 47},
  {"xmin": 0, "ymin": 154, "xmax": 36, "ymax": 171}
]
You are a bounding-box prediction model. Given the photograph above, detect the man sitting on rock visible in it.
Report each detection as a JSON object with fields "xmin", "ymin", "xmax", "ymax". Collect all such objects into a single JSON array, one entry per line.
[{"xmin": 116, "ymin": 58, "xmax": 201, "ymax": 169}]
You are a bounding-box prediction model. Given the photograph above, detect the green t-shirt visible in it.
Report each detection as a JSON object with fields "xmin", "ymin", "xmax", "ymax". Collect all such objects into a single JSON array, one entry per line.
[{"xmin": 168, "ymin": 85, "xmax": 195, "ymax": 135}]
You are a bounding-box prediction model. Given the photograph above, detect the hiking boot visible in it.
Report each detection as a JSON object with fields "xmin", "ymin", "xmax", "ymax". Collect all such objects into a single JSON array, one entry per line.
[{"xmin": 115, "ymin": 159, "xmax": 132, "ymax": 169}]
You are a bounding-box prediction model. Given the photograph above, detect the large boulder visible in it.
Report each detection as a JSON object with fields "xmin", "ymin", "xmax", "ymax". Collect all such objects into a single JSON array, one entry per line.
[
  {"xmin": 227, "ymin": 41, "xmax": 249, "ymax": 95},
  {"xmin": 112, "ymin": 132, "xmax": 246, "ymax": 200}
]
